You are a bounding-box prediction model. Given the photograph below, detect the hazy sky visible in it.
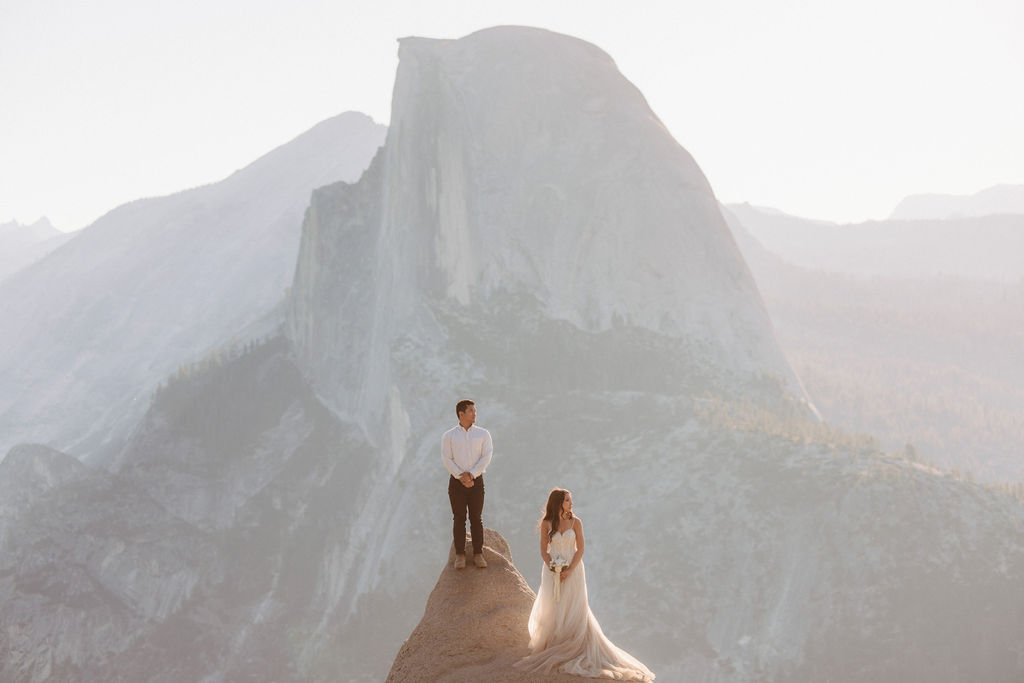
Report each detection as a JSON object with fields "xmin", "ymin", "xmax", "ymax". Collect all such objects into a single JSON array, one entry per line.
[{"xmin": 2, "ymin": 0, "xmax": 1022, "ymax": 231}]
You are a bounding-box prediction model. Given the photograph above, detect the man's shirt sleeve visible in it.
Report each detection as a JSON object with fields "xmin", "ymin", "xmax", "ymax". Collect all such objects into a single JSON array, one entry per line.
[
  {"xmin": 442, "ymin": 431, "xmax": 461, "ymax": 477},
  {"xmin": 470, "ymin": 429, "xmax": 493, "ymax": 478}
]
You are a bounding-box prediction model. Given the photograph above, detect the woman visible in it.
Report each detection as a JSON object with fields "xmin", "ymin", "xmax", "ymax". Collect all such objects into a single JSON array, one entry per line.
[{"xmin": 514, "ymin": 488, "xmax": 655, "ymax": 681}]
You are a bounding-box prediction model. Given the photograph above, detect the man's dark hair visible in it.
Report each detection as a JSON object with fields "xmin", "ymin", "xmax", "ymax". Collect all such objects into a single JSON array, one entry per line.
[{"xmin": 456, "ymin": 399, "xmax": 475, "ymax": 416}]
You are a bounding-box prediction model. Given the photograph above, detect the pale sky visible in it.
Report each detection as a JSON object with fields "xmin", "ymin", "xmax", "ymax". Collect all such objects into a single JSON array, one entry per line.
[{"xmin": 2, "ymin": 0, "xmax": 1022, "ymax": 231}]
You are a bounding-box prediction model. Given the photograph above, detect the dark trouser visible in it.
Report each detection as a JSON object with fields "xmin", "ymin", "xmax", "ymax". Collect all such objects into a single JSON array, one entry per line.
[{"xmin": 448, "ymin": 474, "xmax": 485, "ymax": 555}]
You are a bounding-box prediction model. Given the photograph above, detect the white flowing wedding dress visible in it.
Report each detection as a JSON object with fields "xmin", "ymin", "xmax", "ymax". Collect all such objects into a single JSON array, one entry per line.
[{"xmin": 514, "ymin": 528, "xmax": 655, "ymax": 680}]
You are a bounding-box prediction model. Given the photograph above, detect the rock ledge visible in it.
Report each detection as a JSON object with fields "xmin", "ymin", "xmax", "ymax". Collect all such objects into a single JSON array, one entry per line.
[{"xmin": 387, "ymin": 528, "xmax": 580, "ymax": 682}]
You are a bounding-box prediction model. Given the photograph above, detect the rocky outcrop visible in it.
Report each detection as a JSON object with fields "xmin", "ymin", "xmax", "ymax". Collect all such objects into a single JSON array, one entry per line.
[
  {"xmin": 0, "ymin": 340, "xmax": 386, "ymax": 683},
  {"xmin": 388, "ymin": 528, "xmax": 580, "ymax": 682},
  {"xmin": 0, "ymin": 444, "xmax": 221, "ymax": 683},
  {"xmin": 0, "ymin": 444, "xmax": 91, "ymax": 544}
]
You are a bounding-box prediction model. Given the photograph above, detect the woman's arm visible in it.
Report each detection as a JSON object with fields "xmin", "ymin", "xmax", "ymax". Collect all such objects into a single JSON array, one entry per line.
[
  {"xmin": 562, "ymin": 517, "xmax": 584, "ymax": 580},
  {"xmin": 539, "ymin": 521, "xmax": 552, "ymax": 565}
]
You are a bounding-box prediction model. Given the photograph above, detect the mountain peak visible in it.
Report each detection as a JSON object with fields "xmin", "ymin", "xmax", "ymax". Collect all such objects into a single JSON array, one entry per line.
[
  {"xmin": 889, "ymin": 183, "xmax": 1024, "ymax": 220},
  {"xmin": 0, "ymin": 113, "xmax": 385, "ymax": 461},
  {"xmin": 0, "ymin": 216, "xmax": 59, "ymax": 242},
  {"xmin": 288, "ymin": 27, "xmax": 808, "ymax": 424}
]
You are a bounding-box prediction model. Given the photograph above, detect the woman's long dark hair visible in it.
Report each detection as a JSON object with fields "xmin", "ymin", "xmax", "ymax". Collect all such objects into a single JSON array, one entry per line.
[{"xmin": 540, "ymin": 488, "xmax": 573, "ymax": 542}]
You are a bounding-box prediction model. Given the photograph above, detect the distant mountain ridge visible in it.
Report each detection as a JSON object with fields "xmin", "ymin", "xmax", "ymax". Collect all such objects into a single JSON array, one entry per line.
[
  {"xmin": 0, "ymin": 112, "xmax": 385, "ymax": 462},
  {"xmin": 726, "ymin": 201, "xmax": 1024, "ymax": 281},
  {"xmin": 0, "ymin": 217, "xmax": 73, "ymax": 282},
  {"xmin": 722, "ymin": 205, "xmax": 1024, "ymax": 483},
  {"xmin": 890, "ymin": 183, "xmax": 1024, "ymax": 220},
  {"xmin": 0, "ymin": 216, "xmax": 60, "ymax": 242}
]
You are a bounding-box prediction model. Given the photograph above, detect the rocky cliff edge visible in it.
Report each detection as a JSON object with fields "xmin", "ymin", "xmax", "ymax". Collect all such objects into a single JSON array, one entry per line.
[{"xmin": 387, "ymin": 528, "xmax": 581, "ymax": 682}]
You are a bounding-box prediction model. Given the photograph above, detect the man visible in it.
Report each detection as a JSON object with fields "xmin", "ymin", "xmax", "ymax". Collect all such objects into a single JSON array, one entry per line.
[{"xmin": 442, "ymin": 399, "xmax": 493, "ymax": 569}]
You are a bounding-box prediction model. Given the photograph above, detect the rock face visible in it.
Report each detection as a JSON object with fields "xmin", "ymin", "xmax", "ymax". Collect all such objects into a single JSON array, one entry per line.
[
  {"xmin": 387, "ymin": 528, "xmax": 580, "ymax": 682},
  {"xmin": 0, "ymin": 444, "xmax": 221, "ymax": 683},
  {"xmin": 0, "ymin": 444, "xmax": 91, "ymax": 543},
  {"xmin": 288, "ymin": 26, "xmax": 808, "ymax": 434},
  {"xmin": 0, "ymin": 112, "xmax": 385, "ymax": 462},
  {"xmin": 0, "ymin": 340, "xmax": 381, "ymax": 682}
]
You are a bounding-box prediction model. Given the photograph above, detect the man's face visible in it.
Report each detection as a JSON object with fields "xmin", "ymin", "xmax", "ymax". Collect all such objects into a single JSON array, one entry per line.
[{"xmin": 460, "ymin": 404, "xmax": 477, "ymax": 426}]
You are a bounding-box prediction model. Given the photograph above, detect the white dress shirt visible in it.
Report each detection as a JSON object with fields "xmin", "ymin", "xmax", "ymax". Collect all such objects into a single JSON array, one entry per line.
[{"xmin": 442, "ymin": 424, "xmax": 493, "ymax": 479}]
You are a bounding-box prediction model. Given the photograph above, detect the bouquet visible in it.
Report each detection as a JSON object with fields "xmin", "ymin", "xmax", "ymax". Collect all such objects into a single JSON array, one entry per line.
[{"xmin": 549, "ymin": 555, "xmax": 569, "ymax": 602}]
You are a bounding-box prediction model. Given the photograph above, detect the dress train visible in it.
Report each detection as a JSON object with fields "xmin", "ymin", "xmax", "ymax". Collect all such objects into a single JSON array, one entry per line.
[{"xmin": 514, "ymin": 529, "xmax": 654, "ymax": 681}]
